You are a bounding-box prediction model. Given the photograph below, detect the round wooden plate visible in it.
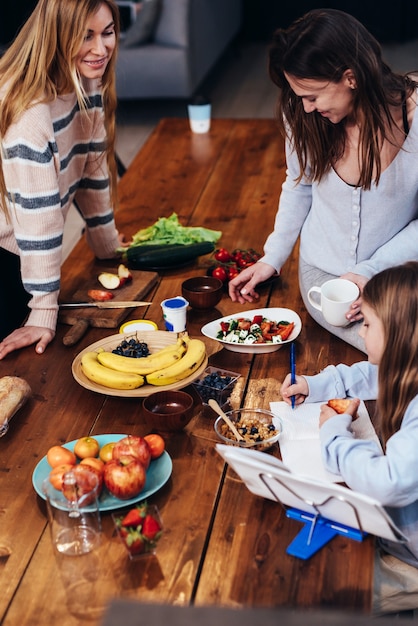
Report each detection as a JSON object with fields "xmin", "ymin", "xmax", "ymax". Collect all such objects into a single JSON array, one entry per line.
[{"xmin": 72, "ymin": 330, "xmax": 208, "ymax": 397}]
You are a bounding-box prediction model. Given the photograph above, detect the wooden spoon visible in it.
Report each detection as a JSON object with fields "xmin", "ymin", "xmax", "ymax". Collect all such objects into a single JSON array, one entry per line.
[{"xmin": 208, "ymin": 399, "xmax": 245, "ymax": 442}]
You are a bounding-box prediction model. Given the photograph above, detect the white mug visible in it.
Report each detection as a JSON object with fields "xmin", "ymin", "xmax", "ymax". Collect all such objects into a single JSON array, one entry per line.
[{"xmin": 307, "ymin": 278, "xmax": 359, "ymax": 327}]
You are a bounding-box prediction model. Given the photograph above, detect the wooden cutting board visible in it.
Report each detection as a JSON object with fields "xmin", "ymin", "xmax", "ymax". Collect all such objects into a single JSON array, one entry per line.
[{"xmin": 59, "ymin": 269, "xmax": 159, "ymax": 345}]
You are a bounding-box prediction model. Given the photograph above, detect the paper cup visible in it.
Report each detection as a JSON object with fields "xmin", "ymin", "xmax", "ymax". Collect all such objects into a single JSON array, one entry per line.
[
  {"xmin": 161, "ymin": 296, "xmax": 189, "ymax": 332},
  {"xmin": 187, "ymin": 102, "xmax": 211, "ymax": 134}
]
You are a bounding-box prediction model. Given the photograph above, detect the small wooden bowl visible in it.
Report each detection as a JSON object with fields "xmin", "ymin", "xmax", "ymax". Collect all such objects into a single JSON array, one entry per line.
[
  {"xmin": 142, "ymin": 390, "xmax": 195, "ymax": 432},
  {"xmin": 181, "ymin": 276, "xmax": 223, "ymax": 309}
]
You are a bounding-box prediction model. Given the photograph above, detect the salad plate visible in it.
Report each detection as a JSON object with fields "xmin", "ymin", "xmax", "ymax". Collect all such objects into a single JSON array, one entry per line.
[
  {"xmin": 32, "ymin": 434, "xmax": 172, "ymax": 511},
  {"xmin": 201, "ymin": 307, "xmax": 302, "ymax": 354}
]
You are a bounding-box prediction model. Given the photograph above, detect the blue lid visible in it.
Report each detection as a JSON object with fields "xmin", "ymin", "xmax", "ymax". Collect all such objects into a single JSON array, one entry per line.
[{"xmin": 164, "ymin": 297, "xmax": 187, "ymax": 309}]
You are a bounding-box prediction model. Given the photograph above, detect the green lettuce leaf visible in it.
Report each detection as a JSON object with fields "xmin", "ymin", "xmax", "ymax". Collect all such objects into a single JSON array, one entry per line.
[{"xmin": 120, "ymin": 213, "xmax": 222, "ymax": 250}]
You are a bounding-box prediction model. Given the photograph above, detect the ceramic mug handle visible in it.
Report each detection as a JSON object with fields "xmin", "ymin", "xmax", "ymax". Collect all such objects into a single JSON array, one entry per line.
[{"xmin": 307, "ymin": 286, "xmax": 322, "ymax": 311}]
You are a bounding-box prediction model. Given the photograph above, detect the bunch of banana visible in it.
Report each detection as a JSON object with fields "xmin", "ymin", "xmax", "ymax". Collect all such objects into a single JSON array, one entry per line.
[
  {"xmin": 146, "ymin": 337, "xmax": 206, "ymax": 386},
  {"xmin": 97, "ymin": 336, "xmax": 187, "ymax": 375},
  {"xmin": 80, "ymin": 352, "xmax": 145, "ymax": 390}
]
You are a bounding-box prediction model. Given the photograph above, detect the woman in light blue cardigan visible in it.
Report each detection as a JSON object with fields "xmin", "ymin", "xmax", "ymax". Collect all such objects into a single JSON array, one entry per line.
[{"xmin": 229, "ymin": 9, "xmax": 418, "ymax": 353}]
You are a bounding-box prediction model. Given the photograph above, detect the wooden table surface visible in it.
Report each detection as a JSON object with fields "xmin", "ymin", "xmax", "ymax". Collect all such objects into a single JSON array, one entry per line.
[{"xmin": 0, "ymin": 119, "xmax": 373, "ymax": 626}]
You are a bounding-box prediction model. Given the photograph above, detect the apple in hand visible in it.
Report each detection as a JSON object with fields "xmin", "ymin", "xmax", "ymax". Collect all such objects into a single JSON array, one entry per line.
[
  {"xmin": 103, "ymin": 455, "xmax": 146, "ymax": 500},
  {"xmin": 112, "ymin": 435, "xmax": 151, "ymax": 469}
]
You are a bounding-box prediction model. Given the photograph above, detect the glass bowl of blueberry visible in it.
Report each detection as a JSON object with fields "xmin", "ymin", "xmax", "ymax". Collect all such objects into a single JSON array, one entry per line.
[
  {"xmin": 192, "ymin": 367, "xmax": 240, "ymax": 408},
  {"xmin": 214, "ymin": 408, "xmax": 281, "ymax": 451}
]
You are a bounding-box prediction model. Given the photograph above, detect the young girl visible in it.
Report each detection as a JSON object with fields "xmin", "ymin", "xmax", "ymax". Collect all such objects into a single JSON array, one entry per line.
[
  {"xmin": 281, "ymin": 261, "xmax": 418, "ymax": 614},
  {"xmin": 0, "ymin": 0, "xmax": 126, "ymax": 358},
  {"xmin": 229, "ymin": 9, "xmax": 418, "ymax": 353}
]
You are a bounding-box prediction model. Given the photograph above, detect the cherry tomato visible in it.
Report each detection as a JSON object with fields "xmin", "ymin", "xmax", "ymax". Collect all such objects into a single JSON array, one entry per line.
[
  {"xmin": 214, "ymin": 248, "xmax": 232, "ymax": 263},
  {"xmin": 144, "ymin": 434, "xmax": 165, "ymax": 459},
  {"xmin": 227, "ymin": 266, "xmax": 239, "ymax": 281},
  {"xmin": 212, "ymin": 266, "xmax": 228, "ymax": 282}
]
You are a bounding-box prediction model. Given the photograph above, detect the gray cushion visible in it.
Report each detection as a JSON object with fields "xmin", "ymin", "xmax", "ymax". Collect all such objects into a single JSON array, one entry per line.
[{"xmin": 120, "ymin": 0, "xmax": 162, "ymax": 48}]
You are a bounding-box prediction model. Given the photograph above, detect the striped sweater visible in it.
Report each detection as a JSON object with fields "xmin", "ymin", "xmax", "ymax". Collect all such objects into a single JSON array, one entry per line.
[{"xmin": 0, "ymin": 78, "xmax": 120, "ymax": 331}]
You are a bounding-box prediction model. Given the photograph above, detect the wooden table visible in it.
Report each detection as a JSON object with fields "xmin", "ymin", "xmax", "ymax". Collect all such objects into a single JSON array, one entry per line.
[{"xmin": 0, "ymin": 119, "xmax": 373, "ymax": 626}]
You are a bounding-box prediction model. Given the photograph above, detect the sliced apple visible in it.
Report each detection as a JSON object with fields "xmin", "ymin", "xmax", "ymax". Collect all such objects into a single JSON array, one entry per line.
[
  {"xmin": 98, "ymin": 272, "xmax": 121, "ymax": 290},
  {"xmin": 88, "ymin": 289, "xmax": 114, "ymax": 302},
  {"xmin": 118, "ymin": 264, "xmax": 133, "ymax": 286}
]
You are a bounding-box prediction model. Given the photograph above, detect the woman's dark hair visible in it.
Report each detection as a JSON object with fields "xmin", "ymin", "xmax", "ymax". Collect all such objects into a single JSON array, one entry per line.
[{"xmin": 269, "ymin": 8, "xmax": 417, "ymax": 188}]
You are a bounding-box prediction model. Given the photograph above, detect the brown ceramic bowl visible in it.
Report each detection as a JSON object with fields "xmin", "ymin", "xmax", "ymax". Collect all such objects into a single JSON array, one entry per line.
[
  {"xmin": 181, "ymin": 276, "xmax": 223, "ymax": 309},
  {"xmin": 142, "ymin": 390, "xmax": 195, "ymax": 432}
]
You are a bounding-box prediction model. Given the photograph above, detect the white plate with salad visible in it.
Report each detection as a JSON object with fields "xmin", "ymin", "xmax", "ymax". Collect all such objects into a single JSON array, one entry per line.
[{"xmin": 200, "ymin": 308, "xmax": 302, "ymax": 354}]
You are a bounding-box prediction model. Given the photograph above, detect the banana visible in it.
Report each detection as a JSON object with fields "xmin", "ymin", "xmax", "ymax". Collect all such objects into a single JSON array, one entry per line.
[
  {"xmin": 146, "ymin": 338, "xmax": 206, "ymax": 386},
  {"xmin": 81, "ymin": 352, "xmax": 145, "ymax": 390},
  {"xmin": 96, "ymin": 337, "xmax": 187, "ymax": 375}
]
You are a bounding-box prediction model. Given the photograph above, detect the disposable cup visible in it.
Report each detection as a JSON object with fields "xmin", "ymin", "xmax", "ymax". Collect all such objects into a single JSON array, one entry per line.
[{"xmin": 161, "ymin": 296, "xmax": 188, "ymax": 332}]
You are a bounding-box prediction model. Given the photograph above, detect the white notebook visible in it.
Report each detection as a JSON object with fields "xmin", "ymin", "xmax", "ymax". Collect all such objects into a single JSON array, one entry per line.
[{"xmin": 270, "ymin": 400, "xmax": 381, "ymax": 483}]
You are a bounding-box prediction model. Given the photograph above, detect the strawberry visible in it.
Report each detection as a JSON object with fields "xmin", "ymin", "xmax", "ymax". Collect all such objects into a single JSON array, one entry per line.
[
  {"xmin": 126, "ymin": 531, "xmax": 145, "ymax": 555},
  {"xmin": 121, "ymin": 503, "xmax": 147, "ymax": 528},
  {"xmin": 142, "ymin": 514, "xmax": 162, "ymax": 540}
]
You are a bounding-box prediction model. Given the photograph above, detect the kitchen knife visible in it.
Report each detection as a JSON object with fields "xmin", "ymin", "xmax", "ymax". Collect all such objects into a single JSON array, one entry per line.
[{"xmin": 60, "ymin": 300, "xmax": 152, "ymax": 309}]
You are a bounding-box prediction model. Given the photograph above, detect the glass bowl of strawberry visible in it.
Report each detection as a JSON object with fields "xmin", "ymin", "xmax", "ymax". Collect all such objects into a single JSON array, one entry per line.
[{"xmin": 112, "ymin": 501, "xmax": 163, "ymax": 560}]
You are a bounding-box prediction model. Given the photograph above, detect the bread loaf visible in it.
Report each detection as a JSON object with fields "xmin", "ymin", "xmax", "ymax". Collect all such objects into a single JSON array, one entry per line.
[{"xmin": 0, "ymin": 376, "xmax": 32, "ymax": 436}]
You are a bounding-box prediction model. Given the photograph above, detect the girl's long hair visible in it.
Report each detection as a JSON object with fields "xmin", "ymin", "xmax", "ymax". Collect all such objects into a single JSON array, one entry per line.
[
  {"xmin": 269, "ymin": 8, "xmax": 418, "ymax": 189},
  {"xmin": 0, "ymin": 0, "xmax": 120, "ymax": 217},
  {"xmin": 362, "ymin": 262, "xmax": 418, "ymax": 445}
]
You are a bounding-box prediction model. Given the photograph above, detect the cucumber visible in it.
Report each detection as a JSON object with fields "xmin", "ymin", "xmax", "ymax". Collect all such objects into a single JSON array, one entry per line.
[{"xmin": 125, "ymin": 242, "xmax": 215, "ymax": 269}]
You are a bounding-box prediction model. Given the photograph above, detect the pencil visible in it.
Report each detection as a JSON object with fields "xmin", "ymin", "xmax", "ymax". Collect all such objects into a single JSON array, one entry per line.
[{"xmin": 290, "ymin": 342, "xmax": 296, "ymax": 409}]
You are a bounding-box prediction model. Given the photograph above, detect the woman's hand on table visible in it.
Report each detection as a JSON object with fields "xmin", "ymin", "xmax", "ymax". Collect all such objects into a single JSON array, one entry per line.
[
  {"xmin": 340, "ymin": 272, "xmax": 368, "ymax": 323},
  {"xmin": 280, "ymin": 373, "xmax": 308, "ymax": 406},
  {"xmin": 228, "ymin": 261, "xmax": 276, "ymax": 304},
  {"xmin": 0, "ymin": 326, "xmax": 55, "ymax": 359}
]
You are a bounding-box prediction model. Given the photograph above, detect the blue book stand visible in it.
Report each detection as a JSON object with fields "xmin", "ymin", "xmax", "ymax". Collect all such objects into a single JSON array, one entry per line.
[{"xmin": 285, "ymin": 507, "xmax": 366, "ymax": 560}]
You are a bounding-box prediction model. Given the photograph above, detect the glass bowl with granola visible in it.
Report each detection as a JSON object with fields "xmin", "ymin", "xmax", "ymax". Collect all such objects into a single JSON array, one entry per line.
[{"xmin": 214, "ymin": 408, "xmax": 281, "ymax": 451}]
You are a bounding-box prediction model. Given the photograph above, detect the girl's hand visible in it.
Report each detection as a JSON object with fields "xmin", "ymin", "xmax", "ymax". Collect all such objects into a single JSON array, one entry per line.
[
  {"xmin": 0, "ymin": 326, "xmax": 55, "ymax": 360},
  {"xmin": 319, "ymin": 398, "xmax": 360, "ymax": 427},
  {"xmin": 280, "ymin": 373, "xmax": 309, "ymax": 406},
  {"xmin": 228, "ymin": 261, "xmax": 276, "ymax": 304},
  {"xmin": 340, "ymin": 272, "xmax": 368, "ymax": 322}
]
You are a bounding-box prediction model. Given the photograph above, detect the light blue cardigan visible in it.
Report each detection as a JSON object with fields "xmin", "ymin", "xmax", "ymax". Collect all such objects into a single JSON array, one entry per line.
[{"xmin": 305, "ymin": 362, "xmax": 418, "ymax": 567}]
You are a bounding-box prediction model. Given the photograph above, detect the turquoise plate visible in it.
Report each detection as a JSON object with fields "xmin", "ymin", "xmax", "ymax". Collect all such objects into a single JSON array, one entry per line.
[{"xmin": 32, "ymin": 434, "xmax": 172, "ymax": 512}]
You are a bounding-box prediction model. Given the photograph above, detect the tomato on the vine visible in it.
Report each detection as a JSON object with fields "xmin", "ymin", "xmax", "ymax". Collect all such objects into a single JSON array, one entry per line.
[
  {"xmin": 227, "ymin": 266, "xmax": 239, "ymax": 281},
  {"xmin": 212, "ymin": 266, "xmax": 228, "ymax": 282},
  {"xmin": 214, "ymin": 248, "xmax": 232, "ymax": 263}
]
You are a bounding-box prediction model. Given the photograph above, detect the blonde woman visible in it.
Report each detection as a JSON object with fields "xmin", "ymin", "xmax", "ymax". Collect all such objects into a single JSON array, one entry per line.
[{"xmin": 0, "ymin": 0, "xmax": 125, "ymax": 358}]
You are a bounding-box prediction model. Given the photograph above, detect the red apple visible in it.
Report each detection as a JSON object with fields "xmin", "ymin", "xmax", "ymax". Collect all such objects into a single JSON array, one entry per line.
[
  {"xmin": 112, "ymin": 435, "xmax": 151, "ymax": 469},
  {"xmin": 62, "ymin": 464, "xmax": 103, "ymax": 505},
  {"xmin": 103, "ymin": 455, "xmax": 146, "ymax": 500}
]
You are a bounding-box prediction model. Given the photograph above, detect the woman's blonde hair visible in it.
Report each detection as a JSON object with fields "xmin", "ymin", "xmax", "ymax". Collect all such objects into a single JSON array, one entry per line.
[
  {"xmin": 362, "ymin": 262, "xmax": 418, "ymax": 445},
  {"xmin": 0, "ymin": 0, "xmax": 120, "ymax": 216}
]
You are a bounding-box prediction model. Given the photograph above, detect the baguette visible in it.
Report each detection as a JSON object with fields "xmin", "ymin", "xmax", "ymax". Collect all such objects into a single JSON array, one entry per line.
[{"xmin": 0, "ymin": 376, "xmax": 32, "ymax": 436}]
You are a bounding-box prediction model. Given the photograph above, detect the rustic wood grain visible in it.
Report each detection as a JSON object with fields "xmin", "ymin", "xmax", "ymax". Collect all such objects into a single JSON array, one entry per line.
[{"xmin": 0, "ymin": 120, "xmax": 373, "ymax": 626}]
